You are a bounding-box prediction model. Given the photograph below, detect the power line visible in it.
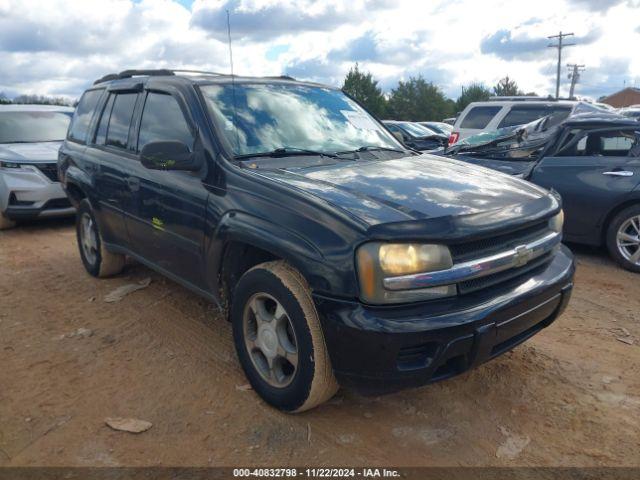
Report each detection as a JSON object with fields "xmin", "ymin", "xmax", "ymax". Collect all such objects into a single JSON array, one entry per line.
[
  {"xmin": 567, "ymin": 63, "xmax": 585, "ymax": 99},
  {"xmin": 548, "ymin": 31, "xmax": 575, "ymax": 99}
]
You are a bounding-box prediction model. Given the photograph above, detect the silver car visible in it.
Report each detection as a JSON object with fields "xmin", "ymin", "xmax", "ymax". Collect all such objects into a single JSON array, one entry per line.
[{"xmin": 0, "ymin": 104, "xmax": 75, "ymax": 229}]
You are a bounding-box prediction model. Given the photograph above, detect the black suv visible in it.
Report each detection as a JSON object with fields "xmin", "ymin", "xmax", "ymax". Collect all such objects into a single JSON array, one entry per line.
[{"xmin": 59, "ymin": 69, "xmax": 575, "ymax": 412}]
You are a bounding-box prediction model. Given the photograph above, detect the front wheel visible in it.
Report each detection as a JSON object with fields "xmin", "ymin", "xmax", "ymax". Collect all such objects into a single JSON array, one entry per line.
[
  {"xmin": 606, "ymin": 204, "xmax": 640, "ymax": 273},
  {"xmin": 76, "ymin": 199, "xmax": 125, "ymax": 277},
  {"xmin": 231, "ymin": 261, "xmax": 338, "ymax": 412}
]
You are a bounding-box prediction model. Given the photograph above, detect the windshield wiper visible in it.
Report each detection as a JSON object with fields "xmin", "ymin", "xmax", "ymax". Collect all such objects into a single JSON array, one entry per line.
[
  {"xmin": 235, "ymin": 146, "xmax": 338, "ymax": 160},
  {"xmin": 336, "ymin": 146, "xmax": 408, "ymax": 155}
]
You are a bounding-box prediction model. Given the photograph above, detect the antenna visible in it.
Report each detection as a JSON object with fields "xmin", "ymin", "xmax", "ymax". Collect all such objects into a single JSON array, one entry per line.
[{"xmin": 227, "ymin": 9, "xmax": 240, "ymax": 151}]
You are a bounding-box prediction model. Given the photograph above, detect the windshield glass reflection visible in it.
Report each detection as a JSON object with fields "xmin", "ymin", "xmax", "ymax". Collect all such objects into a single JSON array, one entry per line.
[{"xmin": 200, "ymin": 83, "xmax": 401, "ymax": 156}]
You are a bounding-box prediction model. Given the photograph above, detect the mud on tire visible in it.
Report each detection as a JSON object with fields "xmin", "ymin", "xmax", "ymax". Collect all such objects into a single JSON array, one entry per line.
[
  {"xmin": 231, "ymin": 260, "xmax": 338, "ymax": 412},
  {"xmin": 76, "ymin": 199, "xmax": 125, "ymax": 278}
]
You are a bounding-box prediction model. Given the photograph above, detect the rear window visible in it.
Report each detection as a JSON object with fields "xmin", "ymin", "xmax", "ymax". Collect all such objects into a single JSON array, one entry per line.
[
  {"xmin": 67, "ymin": 89, "xmax": 102, "ymax": 143},
  {"xmin": 459, "ymin": 106, "xmax": 502, "ymax": 129},
  {"xmin": 498, "ymin": 106, "xmax": 571, "ymax": 129},
  {"xmin": 105, "ymin": 93, "xmax": 138, "ymax": 149}
]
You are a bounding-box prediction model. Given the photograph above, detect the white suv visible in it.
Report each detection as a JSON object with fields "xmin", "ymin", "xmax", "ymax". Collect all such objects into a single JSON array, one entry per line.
[
  {"xmin": 449, "ymin": 98, "xmax": 579, "ymax": 145},
  {"xmin": 0, "ymin": 104, "xmax": 75, "ymax": 229}
]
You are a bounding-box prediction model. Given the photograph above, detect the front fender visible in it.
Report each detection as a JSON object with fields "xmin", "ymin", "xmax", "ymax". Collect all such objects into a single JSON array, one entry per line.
[
  {"xmin": 61, "ymin": 164, "xmax": 95, "ymax": 206},
  {"xmin": 205, "ymin": 210, "xmax": 355, "ymax": 298}
]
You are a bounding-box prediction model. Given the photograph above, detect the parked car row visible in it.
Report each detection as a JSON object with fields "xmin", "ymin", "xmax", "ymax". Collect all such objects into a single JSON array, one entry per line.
[
  {"xmin": 445, "ymin": 112, "xmax": 640, "ymax": 272},
  {"xmin": 0, "ymin": 69, "xmax": 634, "ymax": 412}
]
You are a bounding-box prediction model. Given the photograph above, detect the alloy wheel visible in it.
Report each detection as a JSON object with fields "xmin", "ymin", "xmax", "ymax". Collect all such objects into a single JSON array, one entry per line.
[
  {"xmin": 616, "ymin": 215, "xmax": 640, "ymax": 266},
  {"xmin": 242, "ymin": 293, "xmax": 299, "ymax": 388},
  {"xmin": 80, "ymin": 212, "xmax": 98, "ymax": 266}
]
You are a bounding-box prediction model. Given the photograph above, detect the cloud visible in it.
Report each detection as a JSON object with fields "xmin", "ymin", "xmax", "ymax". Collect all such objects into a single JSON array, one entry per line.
[
  {"xmin": 566, "ymin": 0, "xmax": 626, "ymax": 11},
  {"xmin": 191, "ymin": 0, "xmax": 392, "ymax": 42},
  {"xmin": 284, "ymin": 58, "xmax": 345, "ymax": 83},
  {"xmin": 481, "ymin": 28, "xmax": 602, "ymax": 61},
  {"xmin": 327, "ymin": 30, "xmax": 427, "ymax": 65},
  {"xmin": 480, "ymin": 30, "xmax": 548, "ymax": 61}
]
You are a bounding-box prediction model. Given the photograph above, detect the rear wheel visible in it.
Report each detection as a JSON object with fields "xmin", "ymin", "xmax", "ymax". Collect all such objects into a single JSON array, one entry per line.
[
  {"xmin": 606, "ymin": 204, "xmax": 640, "ymax": 273},
  {"xmin": 76, "ymin": 199, "xmax": 125, "ymax": 277},
  {"xmin": 231, "ymin": 261, "xmax": 338, "ymax": 412},
  {"xmin": 0, "ymin": 211, "xmax": 16, "ymax": 230}
]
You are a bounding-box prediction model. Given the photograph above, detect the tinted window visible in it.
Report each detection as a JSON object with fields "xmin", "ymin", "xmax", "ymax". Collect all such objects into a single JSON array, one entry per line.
[
  {"xmin": 67, "ymin": 89, "xmax": 102, "ymax": 143},
  {"xmin": 459, "ymin": 106, "xmax": 502, "ymax": 129},
  {"xmin": 498, "ymin": 106, "xmax": 571, "ymax": 128},
  {"xmin": 558, "ymin": 130, "xmax": 639, "ymax": 157},
  {"xmin": 0, "ymin": 111, "xmax": 72, "ymax": 143},
  {"xmin": 106, "ymin": 93, "xmax": 137, "ymax": 149},
  {"xmin": 138, "ymin": 93, "xmax": 193, "ymax": 151},
  {"xmin": 94, "ymin": 95, "xmax": 115, "ymax": 145}
]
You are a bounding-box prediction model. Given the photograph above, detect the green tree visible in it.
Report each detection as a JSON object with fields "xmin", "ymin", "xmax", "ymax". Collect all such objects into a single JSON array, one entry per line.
[
  {"xmin": 12, "ymin": 94, "xmax": 72, "ymax": 106},
  {"xmin": 342, "ymin": 64, "xmax": 387, "ymax": 118},
  {"xmin": 455, "ymin": 83, "xmax": 492, "ymax": 112},
  {"xmin": 493, "ymin": 76, "xmax": 523, "ymax": 96},
  {"xmin": 0, "ymin": 92, "xmax": 10, "ymax": 104},
  {"xmin": 386, "ymin": 76, "xmax": 453, "ymax": 121}
]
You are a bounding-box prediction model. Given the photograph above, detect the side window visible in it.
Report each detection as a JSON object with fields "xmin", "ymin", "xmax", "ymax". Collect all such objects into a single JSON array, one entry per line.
[
  {"xmin": 497, "ymin": 106, "xmax": 571, "ymax": 129},
  {"xmin": 67, "ymin": 89, "xmax": 103, "ymax": 143},
  {"xmin": 138, "ymin": 92, "xmax": 194, "ymax": 151},
  {"xmin": 105, "ymin": 93, "xmax": 138, "ymax": 149},
  {"xmin": 557, "ymin": 130, "xmax": 639, "ymax": 157},
  {"xmin": 459, "ymin": 106, "xmax": 502, "ymax": 129},
  {"xmin": 94, "ymin": 94, "xmax": 115, "ymax": 145}
]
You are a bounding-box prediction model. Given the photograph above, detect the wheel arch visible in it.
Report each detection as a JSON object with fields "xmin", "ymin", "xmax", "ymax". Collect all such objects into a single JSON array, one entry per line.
[
  {"xmin": 206, "ymin": 211, "xmax": 333, "ymax": 313},
  {"xmin": 600, "ymin": 196, "xmax": 640, "ymax": 245}
]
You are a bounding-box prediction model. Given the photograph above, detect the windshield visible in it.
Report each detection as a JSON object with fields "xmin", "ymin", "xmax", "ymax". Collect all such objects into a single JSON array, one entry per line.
[
  {"xmin": 0, "ymin": 111, "xmax": 72, "ymax": 143},
  {"xmin": 200, "ymin": 83, "xmax": 402, "ymax": 157},
  {"xmin": 399, "ymin": 122, "xmax": 436, "ymax": 137}
]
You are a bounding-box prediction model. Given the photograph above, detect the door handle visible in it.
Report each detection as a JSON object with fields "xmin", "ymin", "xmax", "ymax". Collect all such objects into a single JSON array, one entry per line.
[
  {"xmin": 603, "ymin": 170, "xmax": 633, "ymax": 177},
  {"xmin": 125, "ymin": 176, "xmax": 140, "ymax": 191}
]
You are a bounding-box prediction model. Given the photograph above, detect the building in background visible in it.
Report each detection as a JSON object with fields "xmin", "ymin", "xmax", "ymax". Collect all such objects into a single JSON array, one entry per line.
[{"xmin": 600, "ymin": 87, "xmax": 640, "ymax": 108}]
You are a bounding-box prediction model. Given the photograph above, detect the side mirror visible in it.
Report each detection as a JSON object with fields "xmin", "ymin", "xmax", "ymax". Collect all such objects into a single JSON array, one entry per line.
[{"xmin": 140, "ymin": 141, "xmax": 200, "ymax": 171}]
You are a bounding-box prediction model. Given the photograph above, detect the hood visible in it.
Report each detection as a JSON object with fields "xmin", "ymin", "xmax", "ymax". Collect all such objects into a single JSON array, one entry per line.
[
  {"xmin": 451, "ymin": 154, "xmax": 536, "ymax": 177},
  {"xmin": 0, "ymin": 141, "xmax": 62, "ymax": 163},
  {"xmin": 254, "ymin": 154, "xmax": 557, "ymax": 239}
]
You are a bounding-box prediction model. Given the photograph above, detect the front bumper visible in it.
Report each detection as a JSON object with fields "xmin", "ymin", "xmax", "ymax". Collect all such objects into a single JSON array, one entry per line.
[
  {"xmin": 314, "ymin": 245, "xmax": 575, "ymax": 394},
  {"xmin": 1, "ymin": 166, "xmax": 75, "ymax": 219}
]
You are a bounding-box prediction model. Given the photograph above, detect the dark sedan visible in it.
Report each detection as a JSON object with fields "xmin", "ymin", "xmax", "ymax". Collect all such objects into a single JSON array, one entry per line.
[
  {"xmin": 446, "ymin": 113, "xmax": 640, "ymax": 272},
  {"xmin": 383, "ymin": 120, "xmax": 448, "ymax": 151}
]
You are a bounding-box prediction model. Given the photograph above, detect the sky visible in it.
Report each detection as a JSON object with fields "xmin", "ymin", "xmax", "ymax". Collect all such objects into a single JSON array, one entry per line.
[{"xmin": 0, "ymin": 0, "xmax": 639, "ymax": 102}]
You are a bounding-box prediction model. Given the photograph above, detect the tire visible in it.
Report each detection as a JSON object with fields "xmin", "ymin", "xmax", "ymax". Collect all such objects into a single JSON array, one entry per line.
[
  {"xmin": 0, "ymin": 210, "xmax": 16, "ymax": 230},
  {"xmin": 76, "ymin": 199, "xmax": 125, "ymax": 278},
  {"xmin": 231, "ymin": 261, "xmax": 338, "ymax": 412},
  {"xmin": 606, "ymin": 204, "xmax": 640, "ymax": 273}
]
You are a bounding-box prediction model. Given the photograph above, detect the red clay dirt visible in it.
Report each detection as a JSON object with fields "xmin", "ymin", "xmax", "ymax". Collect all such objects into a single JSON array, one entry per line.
[{"xmin": 1, "ymin": 218, "xmax": 639, "ymax": 467}]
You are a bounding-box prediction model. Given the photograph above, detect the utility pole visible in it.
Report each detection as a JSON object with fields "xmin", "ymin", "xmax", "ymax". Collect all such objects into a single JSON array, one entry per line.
[
  {"xmin": 548, "ymin": 31, "xmax": 575, "ymax": 99},
  {"xmin": 567, "ymin": 64, "xmax": 585, "ymax": 99}
]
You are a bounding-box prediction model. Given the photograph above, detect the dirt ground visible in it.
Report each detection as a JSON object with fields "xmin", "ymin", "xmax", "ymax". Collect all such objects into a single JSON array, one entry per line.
[{"xmin": 1, "ymin": 218, "xmax": 639, "ymax": 468}]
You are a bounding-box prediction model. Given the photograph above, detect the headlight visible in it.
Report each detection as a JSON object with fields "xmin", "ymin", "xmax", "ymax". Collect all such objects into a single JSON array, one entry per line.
[
  {"xmin": 549, "ymin": 210, "xmax": 564, "ymax": 234},
  {"xmin": 356, "ymin": 242, "xmax": 455, "ymax": 304},
  {"xmin": 0, "ymin": 161, "xmax": 22, "ymax": 169}
]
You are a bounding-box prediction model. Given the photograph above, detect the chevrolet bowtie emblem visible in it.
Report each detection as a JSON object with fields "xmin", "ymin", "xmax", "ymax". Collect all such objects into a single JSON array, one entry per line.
[{"xmin": 514, "ymin": 245, "xmax": 533, "ymax": 267}]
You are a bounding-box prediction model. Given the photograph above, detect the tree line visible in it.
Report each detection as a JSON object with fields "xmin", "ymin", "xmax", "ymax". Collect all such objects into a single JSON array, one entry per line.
[
  {"xmin": 342, "ymin": 64, "xmax": 539, "ymax": 122},
  {"xmin": 0, "ymin": 92, "xmax": 74, "ymax": 106}
]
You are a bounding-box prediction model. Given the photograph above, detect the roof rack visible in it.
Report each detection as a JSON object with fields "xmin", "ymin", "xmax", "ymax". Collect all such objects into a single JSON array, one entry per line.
[
  {"xmin": 93, "ymin": 69, "xmax": 175, "ymax": 85},
  {"xmin": 93, "ymin": 69, "xmax": 298, "ymax": 85}
]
